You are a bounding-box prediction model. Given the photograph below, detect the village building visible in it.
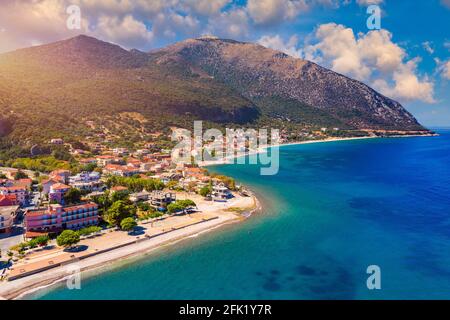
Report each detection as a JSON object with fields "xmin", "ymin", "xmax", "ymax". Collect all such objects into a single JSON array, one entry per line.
[
  {"xmin": 0, "ymin": 194, "xmax": 20, "ymax": 234},
  {"xmin": 212, "ymin": 184, "xmax": 233, "ymax": 202},
  {"xmin": 25, "ymin": 202, "xmax": 99, "ymax": 238},
  {"xmin": 50, "ymin": 138, "xmax": 64, "ymax": 145},
  {"xmin": 129, "ymin": 190, "xmax": 151, "ymax": 203},
  {"xmin": 49, "ymin": 183, "xmax": 71, "ymax": 204},
  {"xmin": 41, "ymin": 178, "xmax": 59, "ymax": 195},
  {"xmin": 103, "ymin": 164, "xmax": 140, "ymax": 177},
  {"xmin": 0, "ymin": 186, "xmax": 28, "ymax": 205},
  {"xmin": 149, "ymin": 191, "xmax": 176, "ymax": 210},
  {"xmin": 110, "ymin": 186, "xmax": 128, "ymax": 194},
  {"xmin": 49, "ymin": 169, "xmax": 71, "ymax": 184},
  {"xmin": 95, "ymin": 155, "xmax": 116, "ymax": 167},
  {"xmin": 78, "ymin": 158, "xmax": 98, "ymax": 165}
]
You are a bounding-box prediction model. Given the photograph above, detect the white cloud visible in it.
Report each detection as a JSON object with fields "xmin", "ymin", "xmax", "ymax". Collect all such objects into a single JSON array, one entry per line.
[
  {"xmin": 152, "ymin": 12, "xmax": 200, "ymax": 39},
  {"xmin": 304, "ymin": 23, "xmax": 372, "ymax": 79},
  {"xmin": 181, "ymin": 0, "xmax": 230, "ymax": 16},
  {"xmin": 94, "ymin": 14, "xmax": 153, "ymax": 49},
  {"xmin": 247, "ymin": 0, "xmax": 309, "ymax": 25},
  {"xmin": 304, "ymin": 23, "xmax": 435, "ymax": 103},
  {"xmin": 444, "ymin": 41, "xmax": 450, "ymax": 52},
  {"xmin": 436, "ymin": 59, "xmax": 450, "ymax": 80},
  {"xmin": 257, "ymin": 34, "xmax": 303, "ymax": 58},
  {"xmin": 372, "ymin": 59, "xmax": 435, "ymax": 103},
  {"xmin": 422, "ymin": 41, "xmax": 434, "ymax": 55},
  {"xmin": 206, "ymin": 8, "xmax": 250, "ymax": 38},
  {"xmin": 444, "ymin": 61, "xmax": 450, "ymax": 79}
]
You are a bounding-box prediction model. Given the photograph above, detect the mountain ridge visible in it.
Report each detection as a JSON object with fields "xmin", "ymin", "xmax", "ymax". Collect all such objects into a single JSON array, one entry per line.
[{"xmin": 0, "ymin": 34, "xmax": 430, "ymax": 155}]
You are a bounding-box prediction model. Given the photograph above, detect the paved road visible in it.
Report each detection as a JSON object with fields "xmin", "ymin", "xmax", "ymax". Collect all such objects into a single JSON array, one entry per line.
[{"xmin": 0, "ymin": 231, "xmax": 24, "ymax": 258}]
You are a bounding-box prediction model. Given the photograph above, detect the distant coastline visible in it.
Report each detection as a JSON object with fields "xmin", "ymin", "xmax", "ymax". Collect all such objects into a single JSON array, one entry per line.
[{"xmin": 200, "ymin": 132, "xmax": 438, "ymax": 167}]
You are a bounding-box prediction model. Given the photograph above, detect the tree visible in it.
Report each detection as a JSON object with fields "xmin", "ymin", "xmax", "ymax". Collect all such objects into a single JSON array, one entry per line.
[
  {"xmin": 92, "ymin": 191, "xmax": 112, "ymax": 212},
  {"xmin": 199, "ymin": 186, "xmax": 212, "ymax": 197},
  {"xmin": 56, "ymin": 230, "xmax": 80, "ymax": 248},
  {"xmin": 81, "ymin": 162, "xmax": 97, "ymax": 172},
  {"xmin": 167, "ymin": 202, "xmax": 184, "ymax": 214},
  {"xmin": 104, "ymin": 200, "xmax": 136, "ymax": 227},
  {"xmin": 120, "ymin": 217, "xmax": 137, "ymax": 231},
  {"xmin": 76, "ymin": 226, "xmax": 102, "ymax": 236},
  {"xmin": 165, "ymin": 180, "xmax": 178, "ymax": 190},
  {"xmin": 64, "ymin": 188, "xmax": 82, "ymax": 204},
  {"xmin": 14, "ymin": 170, "xmax": 28, "ymax": 180},
  {"xmin": 32, "ymin": 235, "xmax": 49, "ymax": 247},
  {"xmin": 167, "ymin": 200, "xmax": 196, "ymax": 214},
  {"xmin": 111, "ymin": 190, "xmax": 130, "ymax": 203},
  {"xmin": 179, "ymin": 199, "xmax": 196, "ymax": 208}
]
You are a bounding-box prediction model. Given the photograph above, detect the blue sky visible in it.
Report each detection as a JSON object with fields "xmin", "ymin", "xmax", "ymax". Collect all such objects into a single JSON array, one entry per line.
[{"xmin": 0, "ymin": 0, "xmax": 449, "ymax": 127}]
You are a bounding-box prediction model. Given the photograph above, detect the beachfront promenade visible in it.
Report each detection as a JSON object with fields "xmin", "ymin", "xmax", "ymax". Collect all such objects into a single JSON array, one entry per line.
[
  {"xmin": 0, "ymin": 193, "xmax": 257, "ymax": 299},
  {"xmin": 7, "ymin": 212, "xmax": 218, "ymax": 281}
]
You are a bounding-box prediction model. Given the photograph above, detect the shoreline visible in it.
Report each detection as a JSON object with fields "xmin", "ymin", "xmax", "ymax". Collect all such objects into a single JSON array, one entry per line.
[
  {"xmin": 0, "ymin": 193, "xmax": 261, "ymax": 300},
  {"xmin": 199, "ymin": 133, "xmax": 437, "ymax": 167}
]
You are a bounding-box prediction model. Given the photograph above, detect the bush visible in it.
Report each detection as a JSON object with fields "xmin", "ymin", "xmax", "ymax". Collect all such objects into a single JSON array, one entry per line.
[
  {"xmin": 76, "ymin": 226, "xmax": 102, "ymax": 236},
  {"xmin": 120, "ymin": 217, "xmax": 137, "ymax": 231},
  {"xmin": 56, "ymin": 230, "xmax": 80, "ymax": 248},
  {"xmin": 199, "ymin": 186, "xmax": 212, "ymax": 197},
  {"xmin": 167, "ymin": 199, "xmax": 196, "ymax": 214},
  {"xmin": 26, "ymin": 236, "xmax": 49, "ymax": 248}
]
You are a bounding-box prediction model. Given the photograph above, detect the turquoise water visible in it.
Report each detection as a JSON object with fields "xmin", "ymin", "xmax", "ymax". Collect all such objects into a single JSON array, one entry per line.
[{"xmin": 35, "ymin": 131, "xmax": 450, "ymax": 299}]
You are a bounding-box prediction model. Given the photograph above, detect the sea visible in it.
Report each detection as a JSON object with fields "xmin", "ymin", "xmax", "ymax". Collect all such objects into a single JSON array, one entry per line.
[{"xmin": 34, "ymin": 129, "xmax": 450, "ymax": 299}]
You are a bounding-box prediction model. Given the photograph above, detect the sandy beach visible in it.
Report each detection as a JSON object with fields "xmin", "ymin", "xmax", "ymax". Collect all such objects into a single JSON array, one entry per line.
[
  {"xmin": 198, "ymin": 133, "xmax": 437, "ymax": 167},
  {"xmin": 0, "ymin": 192, "xmax": 260, "ymax": 300}
]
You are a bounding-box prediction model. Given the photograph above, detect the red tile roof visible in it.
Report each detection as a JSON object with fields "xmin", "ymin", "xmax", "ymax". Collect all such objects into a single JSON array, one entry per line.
[
  {"xmin": 50, "ymin": 183, "xmax": 71, "ymax": 191},
  {"xmin": 0, "ymin": 194, "xmax": 18, "ymax": 206},
  {"xmin": 111, "ymin": 186, "xmax": 128, "ymax": 192}
]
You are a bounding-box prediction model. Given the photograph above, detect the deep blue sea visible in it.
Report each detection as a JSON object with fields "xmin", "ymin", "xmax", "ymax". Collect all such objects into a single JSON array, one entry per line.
[{"xmin": 35, "ymin": 130, "xmax": 450, "ymax": 299}]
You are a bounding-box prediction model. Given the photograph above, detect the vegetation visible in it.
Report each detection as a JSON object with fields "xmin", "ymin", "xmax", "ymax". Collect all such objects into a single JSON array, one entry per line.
[
  {"xmin": 76, "ymin": 226, "xmax": 102, "ymax": 237},
  {"xmin": 167, "ymin": 199, "xmax": 196, "ymax": 214},
  {"xmin": 107, "ymin": 176, "xmax": 164, "ymax": 193},
  {"xmin": 138, "ymin": 210, "xmax": 164, "ymax": 220},
  {"xmin": 103, "ymin": 200, "xmax": 136, "ymax": 227},
  {"xmin": 3, "ymin": 156, "xmax": 72, "ymax": 173},
  {"xmin": 120, "ymin": 217, "xmax": 137, "ymax": 231},
  {"xmin": 31, "ymin": 236, "xmax": 50, "ymax": 247},
  {"xmin": 64, "ymin": 188, "xmax": 82, "ymax": 205},
  {"xmin": 56, "ymin": 230, "xmax": 80, "ymax": 248},
  {"xmin": 14, "ymin": 170, "xmax": 29, "ymax": 180},
  {"xmin": 199, "ymin": 185, "xmax": 212, "ymax": 197},
  {"xmin": 9, "ymin": 236, "xmax": 49, "ymax": 253},
  {"xmin": 211, "ymin": 174, "xmax": 236, "ymax": 190}
]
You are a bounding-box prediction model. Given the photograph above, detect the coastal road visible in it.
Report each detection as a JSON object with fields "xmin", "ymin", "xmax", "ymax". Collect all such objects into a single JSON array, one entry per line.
[{"xmin": 0, "ymin": 232, "xmax": 23, "ymax": 258}]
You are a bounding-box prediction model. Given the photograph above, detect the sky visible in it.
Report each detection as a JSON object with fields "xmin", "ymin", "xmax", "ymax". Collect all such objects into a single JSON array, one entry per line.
[{"xmin": 0, "ymin": 0, "xmax": 449, "ymax": 127}]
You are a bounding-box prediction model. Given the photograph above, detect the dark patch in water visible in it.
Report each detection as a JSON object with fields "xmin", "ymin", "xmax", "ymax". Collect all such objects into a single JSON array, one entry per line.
[
  {"xmin": 270, "ymin": 269, "xmax": 280, "ymax": 275},
  {"xmin": 296, "ymin": 265, "xmax": 317, "ymax": 276},
  {"xmin": 262, "ymin": 280, "xmax": 281, "ymax": 292}
]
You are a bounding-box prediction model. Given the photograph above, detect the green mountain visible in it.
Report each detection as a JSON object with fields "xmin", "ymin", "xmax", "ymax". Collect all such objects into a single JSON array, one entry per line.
[{"xmin": 0, "ymin": 35, "xmax": 429, "ymax": 154}]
